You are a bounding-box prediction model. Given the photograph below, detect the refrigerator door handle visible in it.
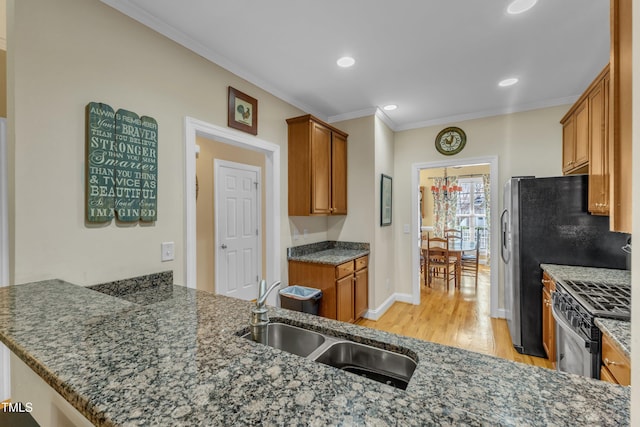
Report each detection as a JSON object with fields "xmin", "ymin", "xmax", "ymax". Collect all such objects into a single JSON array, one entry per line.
[{"xmin": 500, "ymin": 209, "xmax": 510, "ymax": 263}]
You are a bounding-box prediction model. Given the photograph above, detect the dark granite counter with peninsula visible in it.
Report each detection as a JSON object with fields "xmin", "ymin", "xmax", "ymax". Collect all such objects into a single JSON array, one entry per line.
[
  {"xmin": 0, "ymin": 272, "xmax": 630, "ymax": 426},
  {"xmin": 287, "ymin": 241, "xmax": 369, "ymax": 265}
]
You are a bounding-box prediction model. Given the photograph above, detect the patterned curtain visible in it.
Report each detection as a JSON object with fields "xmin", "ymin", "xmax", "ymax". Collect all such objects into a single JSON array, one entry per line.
[
  {"xmin": 432, "ymin": 176, "xmax": 459, "ymax": 237},
  {"xmin": 482, "ymin": 174, "xmax": 491, "ymax": 262}
]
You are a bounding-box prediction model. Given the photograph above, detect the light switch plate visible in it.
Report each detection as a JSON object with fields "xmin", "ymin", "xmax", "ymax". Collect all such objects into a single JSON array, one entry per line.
[
  {"xmin": 403, "ymin": 224, "xmax": 410, "ymax": 234},
  {"xmin": 161, "ymin": 242, "xmax": 175, "ymax": 262}
]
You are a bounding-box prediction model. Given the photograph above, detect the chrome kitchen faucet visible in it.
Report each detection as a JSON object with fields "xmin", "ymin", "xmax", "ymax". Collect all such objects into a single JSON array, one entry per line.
[{"xmin": 250, "ymin": 279, "xmax": 281, "ymax": 343}]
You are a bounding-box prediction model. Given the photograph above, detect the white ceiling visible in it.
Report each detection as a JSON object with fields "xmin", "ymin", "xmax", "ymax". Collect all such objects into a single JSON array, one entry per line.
[{"xmin": 101, "ymin": 0, "xmax": 610, "ymax": 131}]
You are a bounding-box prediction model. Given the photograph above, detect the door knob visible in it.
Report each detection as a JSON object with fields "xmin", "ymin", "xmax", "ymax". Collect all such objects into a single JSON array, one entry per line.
[{"xmin": 221, "ymin": 244, "xmax": 228, "ymax": 249}]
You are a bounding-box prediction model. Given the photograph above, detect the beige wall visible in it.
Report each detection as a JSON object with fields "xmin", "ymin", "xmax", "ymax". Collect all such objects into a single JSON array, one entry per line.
[
  {"xmin": 394, "ymin": 105, "xmax": 567, "ymax": 305},
  {"xmin": 372, "ymin": 116, "xmax": 396, "ymax": 306},
  {"xmin": 9, "ymin": 0, "xmax": 303, "ymax": 286},
  {"xmin": 195, "ymin": 136, "xmax": 266, "ymax": 293}
]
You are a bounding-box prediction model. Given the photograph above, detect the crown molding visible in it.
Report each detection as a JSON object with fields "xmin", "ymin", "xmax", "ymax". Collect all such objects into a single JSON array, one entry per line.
[
  {"xmin": 395, "ymin": 95, "xmax": 578, "ymax": 132},
  {"xmin": 100, "ymin": 0, "xmax": 326, "ymax": 120}
]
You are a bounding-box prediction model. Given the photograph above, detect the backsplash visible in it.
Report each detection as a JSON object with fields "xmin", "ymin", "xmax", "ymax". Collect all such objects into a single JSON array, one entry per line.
[{"xmin": 87, "ymin": 271, "xmax": 173, "ymax": 297}]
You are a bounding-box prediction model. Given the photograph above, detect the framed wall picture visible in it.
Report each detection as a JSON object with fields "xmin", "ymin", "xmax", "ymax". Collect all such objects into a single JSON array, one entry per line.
[
  {"xmin": 228, "ymin": 87, "xmax": 258, "ymax": 135},
  {"xmin": 381, "ymin": 174, "xmax": 392, "ymax": 226}
]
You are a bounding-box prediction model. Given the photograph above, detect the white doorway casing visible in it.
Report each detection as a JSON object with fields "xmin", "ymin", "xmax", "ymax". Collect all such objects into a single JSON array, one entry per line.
[
  {"xmin": 411, "ymin": 155, "xmax": 501, "ymax": 318},
  {"xmin": 0, "ymin": 117, "xmax": 10, "ymax": 401},
  {"xmin": 214, "ymin": 159, "xmax": 261, "ymax": 300},
  {"xmin": 184, "ymin": 117, "xmax": 281, "ymax": 305}
]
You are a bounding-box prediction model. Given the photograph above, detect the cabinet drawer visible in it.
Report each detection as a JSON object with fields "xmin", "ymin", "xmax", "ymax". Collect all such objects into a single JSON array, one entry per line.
[
  {"xmin": 336, "ymin": 261, "xmax": 354, "ymax": 279},
  {"xmin": 355, "ymin": 256, "xmax": 368, "ymax": 271},
  {"xmin": 601, "ymin": 334, "xmax": 630, "ymax": 386}
]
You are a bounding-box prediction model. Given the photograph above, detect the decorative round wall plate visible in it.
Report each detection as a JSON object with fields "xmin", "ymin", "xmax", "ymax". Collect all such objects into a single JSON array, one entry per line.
[{"xmin": 435, "ymin": 127, "xmax": 466, "ymax": 155}]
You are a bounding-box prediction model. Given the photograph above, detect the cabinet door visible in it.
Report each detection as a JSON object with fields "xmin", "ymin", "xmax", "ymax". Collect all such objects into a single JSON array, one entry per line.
[
  {"xmin": 331, "ymin": 132, "xmax": 348, "ymax": 215},
  {"xmin": 354, "ymin": 267, "xmax": 368, "ymax": 320},
  {"xmin": 601, "ymin": 333, "xmax": 630, "ymax": 385},
  {"xmin": 600, "ymin": 365, "xmax": 619, "ymax": 384},
  {"xmin": 609, "ymin": 0, "xmax": 632, "ymax": 233},
  {"xmin": 588, "ymin": 77, "xmax": 609, "ymax": 215},
  {"xmin": 573, "ymin": 100, "xmax": 590, "ymax": 170},
  {"xmin": 336, "ymin": 275, "xmax": 354, "ymax": 323},
  {"xmin": 541, "ymin": 286, "xmax": 555, "ymax": 364},
  {"xmin": 562, "ymin": 117, "xmax": 575, "ymax": 174},
  {"xmin": 310, "ymin": 122, "xmax": 332, "ymax": 215}
]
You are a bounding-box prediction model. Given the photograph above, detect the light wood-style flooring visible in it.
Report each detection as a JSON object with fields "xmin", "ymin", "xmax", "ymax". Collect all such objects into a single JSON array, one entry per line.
[{"xmin": 357, "ymin": 265, "xmax": 554, "ymax": 369}]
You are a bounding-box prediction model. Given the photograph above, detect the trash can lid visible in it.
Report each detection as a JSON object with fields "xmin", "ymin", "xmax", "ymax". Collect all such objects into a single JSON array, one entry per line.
[{"xmin": 279, "ymin": 285, "xmax": 322, "ymax": 300}]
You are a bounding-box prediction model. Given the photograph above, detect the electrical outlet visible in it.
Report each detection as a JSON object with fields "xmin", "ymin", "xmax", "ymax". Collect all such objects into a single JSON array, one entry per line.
[{"xmin": 161, "ymin": 242, "xmax": 175, "ymax": 262}]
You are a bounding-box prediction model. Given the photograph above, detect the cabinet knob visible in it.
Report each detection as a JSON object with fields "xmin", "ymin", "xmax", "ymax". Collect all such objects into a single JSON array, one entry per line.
[{"xmin": 604, "ymin": 358, "xmax": 619, "ymax": 367}]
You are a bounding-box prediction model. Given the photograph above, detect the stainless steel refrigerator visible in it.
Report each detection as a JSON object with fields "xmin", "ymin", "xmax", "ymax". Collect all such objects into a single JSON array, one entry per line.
[{"xmin": 500, "ymin": 175, "xmax": 628, "ymax": 357}]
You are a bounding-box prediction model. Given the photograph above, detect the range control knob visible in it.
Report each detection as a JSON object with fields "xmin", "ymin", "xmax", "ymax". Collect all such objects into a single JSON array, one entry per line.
[{"xmin": 570, "ymin": 315, "xmax": 581, "ymax": 328}]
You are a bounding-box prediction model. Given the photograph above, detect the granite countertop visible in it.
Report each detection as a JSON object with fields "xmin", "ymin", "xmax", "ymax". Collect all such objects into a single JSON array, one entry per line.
[
  {"xmin": 595, "ymin": 318, "xmax": 631, "ymax": 358},
  {"xmin": 540, "ymin": 264, "xmax": 631, "ymax": 286},
  {"xmin": 287, "ymin": 241, "xmax": 370, "ymax": 265},
  {"xmin": 0, "ymin": 278, "xmax": 630, "ymax": 426}
]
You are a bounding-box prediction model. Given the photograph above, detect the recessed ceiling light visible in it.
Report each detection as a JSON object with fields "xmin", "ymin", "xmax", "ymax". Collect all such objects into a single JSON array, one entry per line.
[
  {"xmin": 336, "ymin": 56, "xmax": 355, "ymax": 68},
  {"xmin": 383, "ymin": 104, "xmax": 398, "ymax": 111},
  {"xmin": 507, "ymin": 0, "xmax": 538, "ymax": 15},
  {"xmin": 498, "ymin": 78, "xmax": 519, "ymax": 87}
]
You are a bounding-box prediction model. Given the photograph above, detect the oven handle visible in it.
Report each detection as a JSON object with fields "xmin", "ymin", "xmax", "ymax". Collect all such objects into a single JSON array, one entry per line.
[{"xmin": 551, "ymin": 297, "xmax": 589, "ymax": 348}]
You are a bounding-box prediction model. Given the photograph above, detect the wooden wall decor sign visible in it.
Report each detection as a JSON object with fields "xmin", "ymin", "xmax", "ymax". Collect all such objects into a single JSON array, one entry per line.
[{"xmin": 86, "ymin": 102, "xmax": 158, "ymax": 223}]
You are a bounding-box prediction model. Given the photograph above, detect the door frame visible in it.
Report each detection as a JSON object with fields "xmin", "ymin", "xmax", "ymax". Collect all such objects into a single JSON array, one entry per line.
[
  {"xmin": 213, "ymin": 159, "xmax": 262, "ymax": 298},
  {"xmin": 0, "ymin": 118, "xmax": 10, "ymax": 401},
  {"xmin": 411, "ymin": 155, "xmax": 500, "ymax": 318},
  {"xmin": 184, "ymin": 117, "xmax": 281, "ymax": 305}
]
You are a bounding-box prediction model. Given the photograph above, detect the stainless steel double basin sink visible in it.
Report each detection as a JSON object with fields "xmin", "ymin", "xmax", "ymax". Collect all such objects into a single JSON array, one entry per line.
[{"xmin": 241, "ymin": 323, "xmax": 417, "ymax": 390}]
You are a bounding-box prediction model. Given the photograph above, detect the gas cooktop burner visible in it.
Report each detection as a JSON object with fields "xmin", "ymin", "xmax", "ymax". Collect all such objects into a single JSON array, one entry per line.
[{"xmin": 561, "ymin": 280, "xmax": 631, "ymax": 320}]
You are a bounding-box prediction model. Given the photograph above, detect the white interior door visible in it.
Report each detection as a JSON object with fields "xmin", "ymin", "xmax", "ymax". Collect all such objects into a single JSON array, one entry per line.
[{"xmin": 214, "ymin": 160, "xmax": 261, "ymax": 301}]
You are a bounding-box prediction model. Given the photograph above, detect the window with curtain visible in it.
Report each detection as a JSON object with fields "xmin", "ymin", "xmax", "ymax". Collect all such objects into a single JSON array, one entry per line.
[{"xmin": 456, "ymin": 177, "xmax": 489, "ymax": 260}]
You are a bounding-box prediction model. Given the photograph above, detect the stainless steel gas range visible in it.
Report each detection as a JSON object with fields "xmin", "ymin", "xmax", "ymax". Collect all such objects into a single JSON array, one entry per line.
[{"xmin": 551, "ymin": 279, "xmax": 630, "ymax": 379}]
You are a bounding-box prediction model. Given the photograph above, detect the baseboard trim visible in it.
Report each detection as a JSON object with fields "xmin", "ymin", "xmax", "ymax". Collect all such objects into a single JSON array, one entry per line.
[
  {"xmin": 494, "ymin": 308, "xmax": 507, "ymax": 319},
  {"xmin": 363, "ymin": 292, "xmax": 415, "ymax": 321}
]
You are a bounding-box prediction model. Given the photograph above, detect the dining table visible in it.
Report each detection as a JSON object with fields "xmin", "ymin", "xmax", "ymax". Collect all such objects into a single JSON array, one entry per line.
[{"xmin": 421, "ymin": 239, "xmax": 476, "ymax": 286}]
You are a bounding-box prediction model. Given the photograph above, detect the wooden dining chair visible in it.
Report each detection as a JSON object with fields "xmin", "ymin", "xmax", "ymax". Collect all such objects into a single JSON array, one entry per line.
[
  {"xmin": 461, "ymin": 229, "xmax": 480, "ymax": 288},
  {"xmin": 425, "ymin": 234, "xmax": 458, "ymax": 290},
  {"xmin": 444, "ymin": 228, "xmax": 462, "ymax": 242}
]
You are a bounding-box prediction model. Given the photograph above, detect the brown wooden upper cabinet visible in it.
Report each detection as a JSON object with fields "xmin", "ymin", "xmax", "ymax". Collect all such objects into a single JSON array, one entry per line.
[
  {"xmin": 287, "ymin": 115, "xmax": 348, "ymax": 216},
  {"xmin": 609, "ymin": 0, "xmax": 632, "ymax": 233},
  {"xmin": 561, "ymin": 99, "xmax": 589, "ymax": 175},
  {"xmin": 588, "ymin": 71, "xmax": 610, "ymax": 216},
  {"xmin": 560, "ymin": 64, "xmax": 620, "ymax": 218}
]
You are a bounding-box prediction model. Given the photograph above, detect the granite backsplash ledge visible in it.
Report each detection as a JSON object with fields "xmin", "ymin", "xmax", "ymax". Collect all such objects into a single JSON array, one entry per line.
[
  {"xmin": 287, "ymin": 241, "xmax": 369, "ymax": 258},
  {"xmin": 87, "ymin": 271, "xmax": 173, "ymax": 297}
]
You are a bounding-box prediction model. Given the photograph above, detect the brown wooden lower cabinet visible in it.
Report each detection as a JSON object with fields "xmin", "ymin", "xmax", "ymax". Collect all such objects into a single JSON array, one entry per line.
[
  {"xmin": 541, "ymin": 272, "xmax": 556, "ymax": 365},
  {"xmin": 336, "ymin": 274, "xmax": 354, "ymax": 323},
  {"xmin": 354, "ymin": 267, "xmax": 368, "ymax": 320},
  {"xmin": 600, "ymin": 333, "xmax": 630, "ymax": 385},
  {"xmin": 288, "ymin": 255, "xmax": 368, "ymax": 323}
]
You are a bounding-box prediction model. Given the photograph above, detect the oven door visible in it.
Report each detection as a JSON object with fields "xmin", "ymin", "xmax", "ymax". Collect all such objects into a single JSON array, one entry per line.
[{"xmin": 551, "ymin": 301, "xmax": 594, "ymax": 378}]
